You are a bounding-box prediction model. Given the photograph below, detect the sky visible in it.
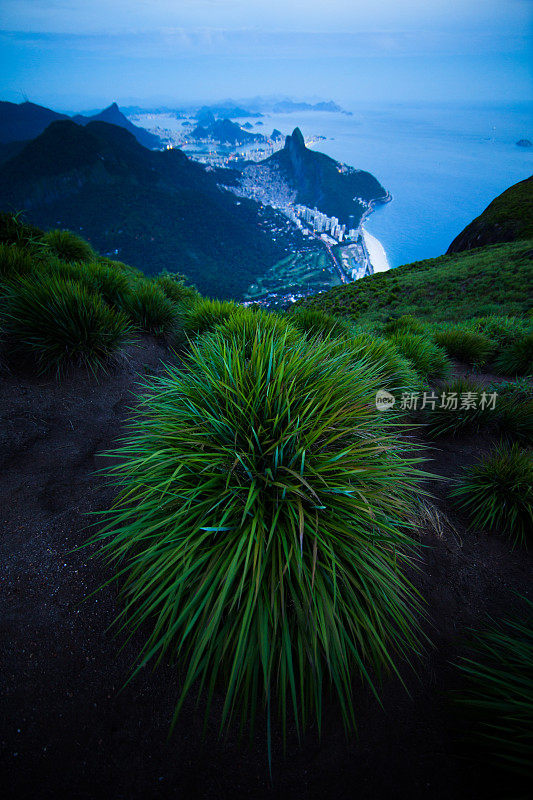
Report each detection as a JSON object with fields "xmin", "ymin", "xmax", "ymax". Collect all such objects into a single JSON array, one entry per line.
[{"xmin": 0, "ymin": 0, "xmax": 531, "ymax": 111}]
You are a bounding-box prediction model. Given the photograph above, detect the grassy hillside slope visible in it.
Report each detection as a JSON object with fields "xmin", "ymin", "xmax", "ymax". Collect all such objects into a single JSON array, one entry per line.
[
  {"xmin": 295, "ymin": 239, "xmax": 533, "ymax": 324},
  {"xmin": 447, "ymin": 175, "xmax": 533, "ymax": 253},
  {"xmin": 1, "ymin": 211, "xmax": 532, "ymax": 800}
]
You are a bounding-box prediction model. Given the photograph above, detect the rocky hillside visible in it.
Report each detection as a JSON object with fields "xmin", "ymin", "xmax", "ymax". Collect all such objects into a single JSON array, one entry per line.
[{"xmin": 264, "ymin": 127, "xmax": 388, "ymax": 225}]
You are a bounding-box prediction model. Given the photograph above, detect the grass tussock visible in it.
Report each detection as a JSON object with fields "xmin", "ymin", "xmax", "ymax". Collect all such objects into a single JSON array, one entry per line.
[
  {"xmin": 490, "ymin": 379, "xmax": 533, "ymax": 445},
  {"xmin": 289, "ymin": 308, "xmax": 353, "ymax": 339},
  {"xmin": 152, "ymin": 271, "xmax": 200, "ymax": 307},
  {"xmin": 214, "ymin": 308, "xmax": 300, "ymax": 353},
  {"xmin": 120, "ymin": 282, "xmax": 180, "ymax": 336},
  {"xmin": 93, "ymin": 330, "xmax": 426, "ymax": 748},
  {"xmin": 433, "ymin": 327, "xmax": 496, "ymax": 366},
  {"xmin": 452, "ymin": 603, "xmax": 533, "ymax": 776},
  {"xmin": 183, "ymin": 298, "xmax": 240, "ymax": 335},
  {"xmin": 450, "ymin": 442, "xmax": 533, "ymax": 548},
  {"xmin": 349, "ymin": 334, "xmax": 420, "ymax": 393},
  {"xmin": 0, "ymin": 242, "xmax": 34, "ymax": 280},
  {"xmin": 422, "ymin": 378, "xmax": 496, "ymax": 438},
  {"xmin": 82, "ymin": 261, "xmax": 132, "ymax": 309},
  {"xmin": 390, "ymin": 332, "xmax": 451, "ymax": 380},
  {"xmin": 1, "ymin": 273, "xmax": 131, "ymax": 375},
  {"xmin": 494, "ymin": 332, "xmax": 533, "ymax": 376},
  {"xmin": 42, "ymin": 229, "xmax": 94, "ymax": 263},
  {"xmin": 383, "ymin": 315, "xmax": 427, "ymax": 337},
  {"xmin": 466, "ymin": 315, "xmax": 531, "ymax": 350},
  {"xmin": 97, "ymin": 257, "xmax": 143, "ymax": 279},
  {"xmin": 0, "ymin": 211, "xmax": 44, "ymax": 247}
]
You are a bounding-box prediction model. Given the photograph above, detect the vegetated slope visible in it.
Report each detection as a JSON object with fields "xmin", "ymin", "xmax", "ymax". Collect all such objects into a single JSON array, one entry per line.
[
  {"xmin": 0, "ymin": 140, "xmax": 27, "ymax": 166},
  {"xmin": 262, "ymin": 127, "xmax": 388, "ymax": 225},
  {"xmin": 0, "ymin": 120, "xmax": 291, "ymax": 297},
  {"xmin": 0, "ymin": 100, "xmax": 69, "ymax": 144},
  {"xmin": 447, "ymin": 176, "xmax": 533, "ymax": 253},
  {"xmin": 295, "ymin": 239, "xmax": 533, "ymax": 324},
  {"xmin": 0, "ymin": 217, "xmax": 531, "ymax": 799},
  {"xmin": 72, "ymin": 102, "xmax": 161, "ymax": 149}
]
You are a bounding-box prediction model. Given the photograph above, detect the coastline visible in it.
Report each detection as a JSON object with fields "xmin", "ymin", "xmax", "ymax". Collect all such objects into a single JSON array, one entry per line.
[
  {"xmin": 360, "ymin": 193, "xmax": 392, "ymax": 274},
  {"xmin": 362, "ymin": 227, "xmax": 390, "ymax": 273}
]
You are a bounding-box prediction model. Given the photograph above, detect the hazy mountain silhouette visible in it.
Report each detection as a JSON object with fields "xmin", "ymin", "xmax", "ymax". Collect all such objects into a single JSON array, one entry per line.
[
  {"xmin": 0, "ymin": 119, "xmax": 290, "ymax": 296},
  {"xmin": 0, "ymin": 101, "xmax": 69, "ymax": 144},
  {"xmin": 72, "ymin": 103, "xmax": 161, "ymax": 149}
]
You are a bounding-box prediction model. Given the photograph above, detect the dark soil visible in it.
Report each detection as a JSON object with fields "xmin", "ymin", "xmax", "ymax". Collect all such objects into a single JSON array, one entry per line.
[{"xmin": 1, "ymin": 345, "xmax": 531, "ymax": 800}]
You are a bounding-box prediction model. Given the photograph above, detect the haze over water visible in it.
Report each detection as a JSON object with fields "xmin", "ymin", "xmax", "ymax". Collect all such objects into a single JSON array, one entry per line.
[
  {"xmin": 2, "ymin": 0, "xmax": 532, "ymax": 268},
  {"xmin": 259, "ymin": 103, "xmax": 532, "ymax": 267}
]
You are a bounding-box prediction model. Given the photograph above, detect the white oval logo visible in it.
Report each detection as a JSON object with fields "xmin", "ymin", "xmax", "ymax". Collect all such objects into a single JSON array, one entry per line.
[{"xmin": 375, "ymin": 389, "xmax": 396, "ymax": 411}]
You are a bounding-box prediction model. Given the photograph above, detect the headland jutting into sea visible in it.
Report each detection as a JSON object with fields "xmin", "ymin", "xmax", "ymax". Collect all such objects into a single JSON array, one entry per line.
[{"xmin": 134, "ymin": 112, "xmax": 392, "ymax": 307}]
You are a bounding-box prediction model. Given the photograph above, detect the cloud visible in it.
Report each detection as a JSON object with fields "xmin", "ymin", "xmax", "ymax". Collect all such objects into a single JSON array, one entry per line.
[
  {"xmin": 0, "ymin": 25, "xmax": 529, "ymax": 63},
  {"xmin": 1, "ymin": 0, "xmax": 531, "ymax": 36},
  {"xmin": 0, "ymin": 1, "xmax": 530, "ymax": 108}
]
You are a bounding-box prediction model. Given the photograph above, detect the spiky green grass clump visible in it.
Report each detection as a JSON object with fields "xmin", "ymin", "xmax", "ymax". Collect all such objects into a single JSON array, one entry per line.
[
  {"xmin": 183, "ymin": 298, "xmax": 239, "ymax": 336},
  {"xmin": 214, "ymin": 308, "xmax": 300, "ymax": 354},
  {"xmin": 422, "ymin": 378, "xmax": 496, "ymax": 438},
  {"xmin": 349, "ymin": 334, "xmax": 420, "ymax": 393},
  {"xmin": 433, "ymin": 327, "xmax": 495, "ymax": 366},
  {"xmin": 497, "ymin": 401, "xmax": 533, "ymax": 446},
  {"xmin": 494, "ymin": 332, "xmax": 533, "ymax": 376},
  {"xmin": 289, "ymin": 308, "xmax": 353, "ymax": 339},
  {"xmin": 383, "ymin": 315, "xmax": 426, "ymax": 337},
  {"xmin": 452, "ymin": 604, "xmax": 533, "ymax": 776},
  {"xmin": 0, "ymin": 243, "xmax": 34, "ymax": 281},
  {"xmin": 491, "ymin": 377, "xmax": 533, "ymax": 403},
  {"xmin": 97, "ymin": 257, "xmax": 143, "ymax": 279},
  {"xmin": 450, "ymin": 443, "xmax": 533, "ymax": 547},
  {"xmin": 0, "ymin": 211, "xmax": 44, "ymax": 248},
  {"xmin": 490, "ymin": 379, "xmax": 533, "ymax": 445},
  {"xmin": 1, "ymin": 274, "xmax": 131, "ymax": 375},
  {"xmin": 153, "ymin": 271, "xmax": 199, "ymax": 307},
  {"xmin": 42, "ymin": 229, "xmax": 94, "ymax": 263},
  {"xmin": 94, "ymin": 330, "xmax": 425, "ymax": 746},
  {"xmin": 81, "ymin": 261, "xmax": 132, "ymax": 309},
  {"xmin": 467, "ymin": 315, "xmax": 531, "ymax": 349},
  {"xmin": 390, "ymin": 333, "xmax": 451, "ymax": 380},
  {"xmin": 120, "ymin": 282, "xmax": 179, "ymax": 336}
]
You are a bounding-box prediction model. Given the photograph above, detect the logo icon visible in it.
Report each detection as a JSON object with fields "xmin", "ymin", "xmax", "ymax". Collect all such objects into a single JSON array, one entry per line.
[{"xmin": 375, "ymin": 389, "xmax": 396, "ymax": 411}]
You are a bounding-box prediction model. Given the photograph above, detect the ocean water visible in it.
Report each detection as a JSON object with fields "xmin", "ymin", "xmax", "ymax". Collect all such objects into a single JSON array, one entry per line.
[{"xmin": 245, "ymin": 103, "xmax": 533, "ymax": 267}]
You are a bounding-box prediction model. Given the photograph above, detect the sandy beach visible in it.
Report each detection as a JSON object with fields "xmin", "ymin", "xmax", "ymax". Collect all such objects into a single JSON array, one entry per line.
[{"xmin": 363, "ymin": 227, "xmax": 391, "ymax": 273}]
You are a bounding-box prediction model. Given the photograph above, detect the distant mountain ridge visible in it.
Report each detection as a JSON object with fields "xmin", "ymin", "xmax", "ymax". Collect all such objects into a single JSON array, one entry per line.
[
  {"xmin": 196, "ymin": 104, "xmax": 263, "ymax": 121},
  {"xmin": 191, "ymin": 118, "xmax": 265, "ymax": 145},
  {"xmin": 71, "ymin": 103, "xmax": 161, "ymax": 149},
  {"xmin": 447, "ymin": 175, "xmax": 533, "ymax": 253},
  {"xmin": 0, "ymin": 100, "xmax": 162, "ymax": 149},
  {"xmin": 0, "ymin": 101, "xmax": 68, "ymax": 144},
  {"xmin": 272, "ymin": 100, "xmax": 350, "ymax": 114},
  {"xmin": 0, "ymin": 119, "xmax": 290, "ymax": 297}
]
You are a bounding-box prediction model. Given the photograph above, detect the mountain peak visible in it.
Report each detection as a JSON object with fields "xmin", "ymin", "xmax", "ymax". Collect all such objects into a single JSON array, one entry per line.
[
  {"xmin": 285, "ymin": 127, "xmax": 306, "ymax": 151},
  {"xmin": 99, "ymin": 103, "xmax": 123, "ymax": 120}
]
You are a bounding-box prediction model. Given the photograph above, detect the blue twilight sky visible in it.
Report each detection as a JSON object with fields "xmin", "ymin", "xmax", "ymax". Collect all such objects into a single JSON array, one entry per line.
[{"xmin": 0, "ymin": 0, "xmax": 531, "ymax": 111}]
